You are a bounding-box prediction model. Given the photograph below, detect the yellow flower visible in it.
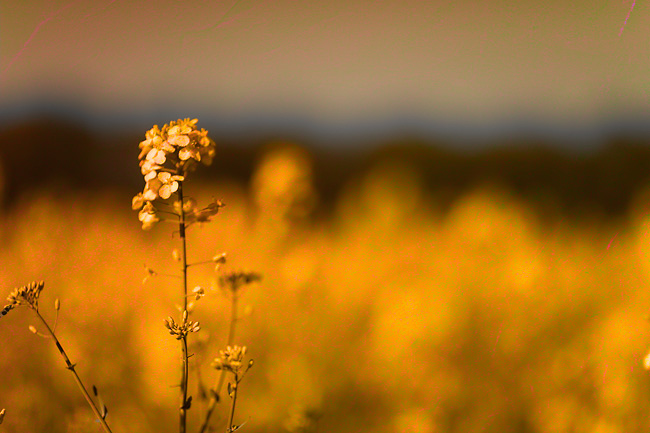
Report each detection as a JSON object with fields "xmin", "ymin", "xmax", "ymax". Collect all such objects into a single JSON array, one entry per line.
[
  {"xmin": 179, "ymin": 144, "xmax": 201, "ymax": 161},
  {"xmin": 144, "ymin": 172, "xmax": 184, "ymax": 200},
  {"xmin": 146, "ymin": 148, "xmax": 167, "ymax": 165},
  {"xmin": 168, "ymin": 123, "xmax": 192, "ymax": 147},
  {"xmin": 138, "ymin": 202, "xmax": 159, "ymax": 230},
  {"xmin": 138, "ymin": 125, "xmax": 163, "ymax": 159},
  {"xmin": 212, "ymin": 345, "xmax": 248, "ymax": 374},
  {"xmin": 2, "ymin": 281, "xmax": 45, "ymax": 315},
  {"xmin": 140, "ymin": 147, "xmax": 167, "ymax": 179},
  {"xmin": 169, "ymin": 134, "xmax": 190, "ymax": 147},
  {"xmin": 158, "ymin": 172, "xmax": 184, "ymax": 199},
  {"xmin": 198, "ymin": 129, "xmax": 211, "ymax": 145},
  {"xmin": 140, "ymin": 159, "xmax": 161, "ymax": 178},
  {"xmin": 142, "ymin": 180, "xmax": 159, "ymax": 201},
  {"xmin": 132, "ymin": 193, "xmax": 145, "ymax": 210},
  {"xmin": 133, "ymin": 119, "xmax": 218, "ymax": 227},
  {"xmin": 175, "ymin": 197, "xmax": 198, "ymax": 215}
]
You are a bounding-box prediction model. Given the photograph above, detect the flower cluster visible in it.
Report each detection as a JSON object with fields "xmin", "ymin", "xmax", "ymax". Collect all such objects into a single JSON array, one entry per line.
[
  {"xmin": 211, "ymin": 345, "xmax": 249, "ymax": 374},
  {"xmin": 220, "ymin": 271, "xmax": 262, "ymax": 293},
  {"xmin": 132, "ymin": 118, "xmax": 217, "ymax": 230},
  {"xmin": 1, "ymin": 281, "xmax": 45, "ymax": 317},
  {"xmin": 164, "ymin": 310, "xmax": 201, "ymax": 340}
]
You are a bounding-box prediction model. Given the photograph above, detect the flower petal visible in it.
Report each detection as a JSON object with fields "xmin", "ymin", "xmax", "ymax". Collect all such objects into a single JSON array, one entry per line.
[
  {"xmin": 179, "ymin": 147, "xmax": 192, "ymax": 160},
  {"xmin": 132, "ymin": 193, "xmax": 145, "ymax": 210},
  {"xmin": 170, "ymin": 135, "xmax": 190, "ymax": 147},
  {"xmin": 161, "ymin": 141, "xmax": 175, "ymax": 152},
  {"xmin": 158, "ymin": 172, "xmax": 171, "ymax": 182},
  {"xmin": 159, "ymin": 185, "xmax": 172, "ymax": 199},
  {"xmin": 143, "ymin": 188, "xmax": 157, "ymax": 201},
  {"xmin": 144, "ymin": 170, "xmax": 157, "ymax": 181}
]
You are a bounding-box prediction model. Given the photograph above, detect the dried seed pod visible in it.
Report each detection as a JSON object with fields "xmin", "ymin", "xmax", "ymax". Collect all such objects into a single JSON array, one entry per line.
[{"xmin": 192, "ymin": 286, "xmax": 205, "ymax": 300}]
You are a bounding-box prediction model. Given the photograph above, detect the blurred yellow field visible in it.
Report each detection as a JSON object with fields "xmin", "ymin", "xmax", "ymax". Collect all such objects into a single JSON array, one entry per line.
[{"xmin": 2, "ymin": 143, "xmax": 650, "ymax": 433}]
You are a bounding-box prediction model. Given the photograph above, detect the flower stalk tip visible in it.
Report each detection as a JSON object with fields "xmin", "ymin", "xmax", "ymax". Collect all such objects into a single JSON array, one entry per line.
[
  {"xmin": 2, "ymin": 281, "xmax": 45, "ymax": 317},
  {"xmin": 164, "ymin": 315, "xmax": 201, "ymax": 340},
  {"xmin": 132, "ymin": 118, "xmax": 217, "ymax": 230}
]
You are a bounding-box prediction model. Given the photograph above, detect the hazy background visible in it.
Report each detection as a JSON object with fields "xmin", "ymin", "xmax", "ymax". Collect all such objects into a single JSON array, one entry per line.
[
  {"xmin": 1, "ymin": 0, "xmax": 649, "ymax": 148},
  {"xmin": 3, "ymin": 2, "xmax": 650, "ymax": 433}
]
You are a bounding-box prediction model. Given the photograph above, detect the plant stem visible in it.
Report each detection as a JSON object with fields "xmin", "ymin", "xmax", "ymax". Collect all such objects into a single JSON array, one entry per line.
[
  {"xmin": 197, "ymin": 293, "xmax": 238, "ymax": 433},
  {"xmin": 179, "ymin": 182, "xmax": 190, "ymax": 433},
  {"xmin": 227, "ymin": 374, "xmax": 239, "ymax": 433},
  {"xmin": 34, "ymin": 310, "xmax": 113, "ymax": 433}
]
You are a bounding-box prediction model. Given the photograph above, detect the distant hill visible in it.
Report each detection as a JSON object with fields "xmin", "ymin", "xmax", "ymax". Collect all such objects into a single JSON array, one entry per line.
[{"xmin": 1, "ymin": 116, "xmax": 649, "ymax": 223}]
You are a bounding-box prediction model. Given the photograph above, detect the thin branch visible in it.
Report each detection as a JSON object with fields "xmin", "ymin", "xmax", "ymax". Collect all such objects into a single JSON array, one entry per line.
[
  {"xmin": 34, "ymin": 310, "xmax": 113, "ymax": 433},
  {"xmin": 197, "ymin": 293, "xmax": 238, "ymax": 433},
  {"xmin": 227, "ymin": 374, "xmax": 239, "ymax": 433}
]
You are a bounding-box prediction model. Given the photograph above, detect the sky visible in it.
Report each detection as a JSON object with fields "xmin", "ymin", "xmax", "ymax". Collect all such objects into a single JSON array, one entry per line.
[{"xmin": 1, "ymin": 0, "xmax": 649, "ymax": 149}]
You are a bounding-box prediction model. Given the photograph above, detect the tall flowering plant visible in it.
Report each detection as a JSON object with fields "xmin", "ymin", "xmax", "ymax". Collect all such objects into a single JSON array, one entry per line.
[
  {"xmin": 0, "ymin": 118, "xmax": 258, "ymax": 433},
  {"xmin": 132, "ymin": 118, "xmax": 257, "ymax": 433},
  {"xmin": 132, "ymin": 118, "xmax": 221, "ymax": 230}
]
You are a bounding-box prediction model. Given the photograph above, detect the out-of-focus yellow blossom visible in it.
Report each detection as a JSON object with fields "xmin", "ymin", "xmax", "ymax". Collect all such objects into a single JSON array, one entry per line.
[
  {"xmin": 173, "ymin": 198, "xmax": 224, "ymax": 226},
  {"xmin": 192, "ymin": 199, "xmax": 224, "ymax": 223},
  {"xmin": 212, "ymin": 345, "xmax": 248, "ymax": 374},
  {"xmin": 219, "ymin": 270, "xmax": 261, "ymax": 293},
  {"xmin": 176, "ymin": 197, "xmax": 197, "ymax": 214},
  {"xmin": 192, "ymin": 286, "xmax": 205, "ymax": 300}
]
